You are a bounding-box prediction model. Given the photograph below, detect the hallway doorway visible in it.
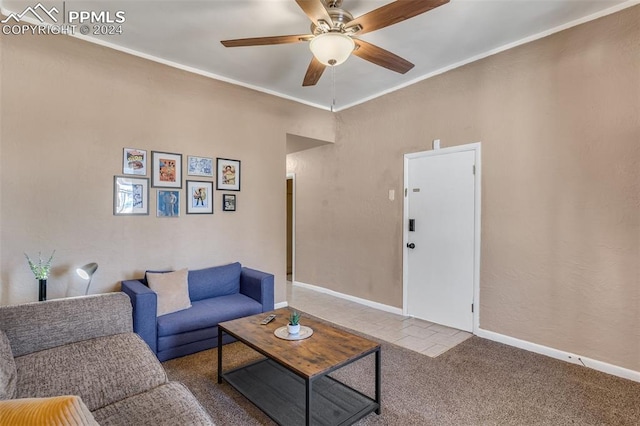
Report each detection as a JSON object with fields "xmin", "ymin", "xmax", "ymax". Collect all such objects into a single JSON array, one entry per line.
[{"xmin": 286, "ymin": 173, "xmax": 295, "ymax": 282}]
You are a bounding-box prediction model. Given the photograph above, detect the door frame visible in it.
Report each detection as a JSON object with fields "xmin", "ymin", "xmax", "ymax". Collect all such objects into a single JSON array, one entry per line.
[
  {"xmin": 286, "ymin": 173, "xmax": 296, "ymax": 283},
  {"xmin": 402, "ymin": 142, "xmax": 482, "ymax": 334}
]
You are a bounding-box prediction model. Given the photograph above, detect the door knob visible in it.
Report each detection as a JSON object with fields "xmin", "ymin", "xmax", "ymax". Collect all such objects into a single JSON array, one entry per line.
[{"xmin": 407, "ymin": 243, "xmax": 416, "ymax": 249}]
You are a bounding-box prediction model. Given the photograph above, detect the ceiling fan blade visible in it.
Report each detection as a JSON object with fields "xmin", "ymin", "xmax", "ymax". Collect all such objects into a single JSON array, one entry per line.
[
  {"xmin": 295, "ymin": 0, "xmax": 333, "ymax": 27},
  {"xmin": 347, "ymin": 0, "xmax": 449, "ymax": 35},
  {"xmin": 221, "ymin": 34, "xmax": 312, "ymax": 48},
  {"xmin": 353, "ymin": 40, "xmax": 414, "ymax": 74},
  {"xmin": 302, "ymin": 57, "xmax": 327, "ymax": 86}
]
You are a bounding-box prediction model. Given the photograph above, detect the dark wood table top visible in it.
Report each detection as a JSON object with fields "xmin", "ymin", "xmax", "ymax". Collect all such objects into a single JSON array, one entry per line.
[{"xmin": 219, "ymin": 308, "xmax": 380, "ymax": 379}]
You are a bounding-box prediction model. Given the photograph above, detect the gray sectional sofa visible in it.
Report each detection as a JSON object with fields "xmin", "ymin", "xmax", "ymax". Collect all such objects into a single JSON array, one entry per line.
[{"xmin": 0, "ymin": 292, "xmax": 214, "ymax": 425}]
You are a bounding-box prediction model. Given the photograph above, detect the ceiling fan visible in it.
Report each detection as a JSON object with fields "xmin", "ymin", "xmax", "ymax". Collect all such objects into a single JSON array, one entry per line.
[{"xmin": 221, "ymin": 0, "xmax": 449, "ymax": 87}]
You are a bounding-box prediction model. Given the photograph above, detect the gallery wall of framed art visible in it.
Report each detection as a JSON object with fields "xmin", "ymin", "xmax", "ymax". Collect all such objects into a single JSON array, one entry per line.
[{"xmin": 114, "ymin": 148, "xmax": 240, "ymax": 218}]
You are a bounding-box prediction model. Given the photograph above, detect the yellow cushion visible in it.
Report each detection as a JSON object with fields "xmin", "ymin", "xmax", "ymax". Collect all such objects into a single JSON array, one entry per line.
[
  {"xmin": 0, "ymin": 395, "xmax": 99, "ymax": 426},
  {"xmin": 146, "ymin": 268, "xmax": 192, "ymax": 316}
]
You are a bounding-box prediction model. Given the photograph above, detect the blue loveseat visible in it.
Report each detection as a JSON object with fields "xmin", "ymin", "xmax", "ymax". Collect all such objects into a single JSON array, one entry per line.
[{"xmin": 121, "ymin": 262, "xmax": 274, "ymax": 361}]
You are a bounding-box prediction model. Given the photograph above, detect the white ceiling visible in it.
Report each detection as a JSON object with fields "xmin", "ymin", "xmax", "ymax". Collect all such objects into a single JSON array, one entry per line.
[{"xmin": 1, "ymin": 0, "xmax": 634, "ymax": 110}]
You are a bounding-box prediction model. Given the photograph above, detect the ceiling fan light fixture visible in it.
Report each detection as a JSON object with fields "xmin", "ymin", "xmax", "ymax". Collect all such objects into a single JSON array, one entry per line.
[{"xmin": 309, "ymin": 32, "xmax": 354, "ymax": 66}]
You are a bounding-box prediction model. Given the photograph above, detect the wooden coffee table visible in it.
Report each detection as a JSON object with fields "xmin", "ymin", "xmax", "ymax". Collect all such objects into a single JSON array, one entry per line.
[{"xmin": 218, "ymin": 308, "xmax": 381, "ymax": 426}]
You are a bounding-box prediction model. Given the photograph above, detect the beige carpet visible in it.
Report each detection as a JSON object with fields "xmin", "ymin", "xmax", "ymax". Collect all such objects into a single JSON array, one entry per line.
[{"xmin": 163, "ymin": 320, "xmax": 640, "ymax": 425}]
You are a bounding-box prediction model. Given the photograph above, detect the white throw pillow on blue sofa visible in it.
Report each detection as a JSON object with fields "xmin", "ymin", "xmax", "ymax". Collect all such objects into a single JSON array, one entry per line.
[{"xmin": 147, "ymin": 269, "xmax": 192, "ymax": 316}]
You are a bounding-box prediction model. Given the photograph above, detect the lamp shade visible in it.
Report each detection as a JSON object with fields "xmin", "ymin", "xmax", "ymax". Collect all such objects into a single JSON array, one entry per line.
[
  {"xmin": 76, "ymin": 263, "xmax": 98, "ymax": 280},
  {"xmin": 309, "ymin": 32, "xmax": 355, "ymax": 66}
]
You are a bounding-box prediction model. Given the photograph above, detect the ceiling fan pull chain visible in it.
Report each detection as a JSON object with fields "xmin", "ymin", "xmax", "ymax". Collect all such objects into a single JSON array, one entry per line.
[{"xmin": 331, "ymin": 62, "xmax": 336, "ymax": 112}]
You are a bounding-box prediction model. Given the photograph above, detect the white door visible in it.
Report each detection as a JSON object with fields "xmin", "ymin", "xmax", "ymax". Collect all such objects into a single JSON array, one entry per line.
[{"xmin": 405, "ymin": 147, "xmax": 477, "ymax": 332}]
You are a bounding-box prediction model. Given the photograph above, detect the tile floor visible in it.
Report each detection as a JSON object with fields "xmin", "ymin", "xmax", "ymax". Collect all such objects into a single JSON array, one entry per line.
[{"xmin": 287, "ymin": 281, "xmax": 472, "ymax": 358}]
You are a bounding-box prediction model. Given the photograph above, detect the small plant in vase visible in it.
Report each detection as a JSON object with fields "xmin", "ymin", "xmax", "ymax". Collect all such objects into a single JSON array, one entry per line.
[
  {"xmin": 287, "ymin": 311, "xmax": 301, "ymax": 335},
  {"xmin": 25, "ymin": 250, "xmax": 55, "ymax": 302}
]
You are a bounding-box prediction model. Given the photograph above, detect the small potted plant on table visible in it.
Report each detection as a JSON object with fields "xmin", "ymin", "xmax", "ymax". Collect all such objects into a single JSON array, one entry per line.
[{"xmin": 287, "ymin": 311, "xmax": 301, "ymax": 335}]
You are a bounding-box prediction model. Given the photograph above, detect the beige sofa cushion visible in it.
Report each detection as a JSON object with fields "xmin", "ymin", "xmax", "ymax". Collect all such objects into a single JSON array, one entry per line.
[{"xmin": 147, "ymin": 268, "xmax": 192, "ymax": 316}]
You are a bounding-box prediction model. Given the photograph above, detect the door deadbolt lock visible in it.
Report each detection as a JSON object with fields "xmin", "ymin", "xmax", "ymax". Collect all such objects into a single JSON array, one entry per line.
[{"xmin": 407, "ymin": 243, "xmax": 416, "ymax": 249}]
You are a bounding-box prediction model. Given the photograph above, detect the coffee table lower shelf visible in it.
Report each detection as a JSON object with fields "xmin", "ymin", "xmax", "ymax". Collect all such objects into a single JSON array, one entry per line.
[{"xmin": 222, "ymin": 358, "xmax": 379, "ymax": 426}]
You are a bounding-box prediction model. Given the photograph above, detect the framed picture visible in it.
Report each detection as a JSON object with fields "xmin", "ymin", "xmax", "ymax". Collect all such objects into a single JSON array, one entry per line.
[
  {"xmin": 216, "ymin": 158, "xmax": 241, "ymax": 191},
  {"xmin": 222, "ymin": 194, "xmax": 236, "ymax": 212},
  {"xmin": 157, "ymin": 190, "xmax": 180, "ymax": 217},
  {"xmin": 187, "ymin": 155, "xmax": 214, "ymax": 177},
  {"xmin": 186, "ymin": 180, "xmax": 213, "ymax": 214},
  {"xmin": 123, "ymin": 148, "xmax": 147, "ymax": 175},
  {"xmin": 151, "ymin": 151, "xmax": 182, "ymax": 188},
  {"xmin": 113, "ymin": 176, "xmax": 149, "ymax": 215}
]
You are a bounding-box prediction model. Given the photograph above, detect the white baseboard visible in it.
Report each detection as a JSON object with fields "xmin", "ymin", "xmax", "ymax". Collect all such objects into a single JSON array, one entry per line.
[
  {"xmin": 290, "ymin": 282, "xmax": 639, "ymax": 383},
  {"xmin": 274, "ymin": 301, "xmax": 288, "ymax": 309},
  {"xmin": 476, "ymin": 328, "xmax": 640, "ymax": 383},
  {"xmin": 293, "ymin": 281, "xmax": 403, "ymax": 316}
]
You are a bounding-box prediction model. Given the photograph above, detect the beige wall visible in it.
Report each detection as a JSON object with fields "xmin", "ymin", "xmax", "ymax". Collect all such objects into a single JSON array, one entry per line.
[
  {"xmin": 0, "ymin": 33, "xmax": 334, "ymax": 306},
  {"xmin": 288, "ymin": 6, "xmax": 640, "ymax": 371}
]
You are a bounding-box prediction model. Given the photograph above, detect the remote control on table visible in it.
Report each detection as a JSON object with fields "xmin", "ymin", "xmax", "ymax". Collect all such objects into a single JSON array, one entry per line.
[{"xmin": 260, "ymin": 314, "xmax": 276, "ymax": 325}]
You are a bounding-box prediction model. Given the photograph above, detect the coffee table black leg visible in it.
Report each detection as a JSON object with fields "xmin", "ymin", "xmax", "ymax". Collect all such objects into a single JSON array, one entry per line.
[
  {"xmin": 217, "ymin": 328, "xmax": 223, "ymax": 384},
  {"xmin": 375, "ymin": 348, "xmax": 381, "ymax": 414},
  {"xmin": 306, "ymin": 378, "xmax": 312, "ymax": 425}
]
